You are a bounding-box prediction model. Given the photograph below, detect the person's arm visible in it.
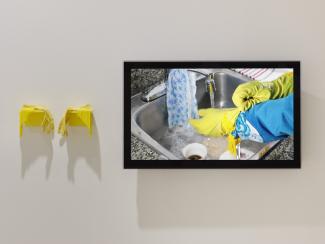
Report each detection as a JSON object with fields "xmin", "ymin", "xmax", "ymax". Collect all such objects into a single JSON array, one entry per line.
[
  {"xmin": 233, "ymin": 94, "xmax": 294, "ymax": 143},
  {"xmin": 189, "ymin": 94, "xmax": 294, "ymax": 156}
]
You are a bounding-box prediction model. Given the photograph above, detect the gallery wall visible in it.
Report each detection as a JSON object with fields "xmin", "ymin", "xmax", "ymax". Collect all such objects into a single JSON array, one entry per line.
[{"xmin": 0, "ymin": 0, "xmax": 325, "ymax": 243}]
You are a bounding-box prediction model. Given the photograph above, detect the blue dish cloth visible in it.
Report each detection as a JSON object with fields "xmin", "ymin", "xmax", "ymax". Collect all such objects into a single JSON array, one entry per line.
[
  {"xmin": 166, "ymin": 69, "xmax": 199, "ymax": 128},
  {"xmin": 232, "ymin": 94, "xmax": 294, "ymax": 143}
]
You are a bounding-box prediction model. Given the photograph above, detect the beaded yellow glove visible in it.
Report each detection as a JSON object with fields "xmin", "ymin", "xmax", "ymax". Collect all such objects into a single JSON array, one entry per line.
[
  {"xmin": 58, "ymin": 104, "xmax": 93, "ymax": 136},
  {"xmin": 19, "ymin": 105, "xmax": 54, "ymax": 137}
]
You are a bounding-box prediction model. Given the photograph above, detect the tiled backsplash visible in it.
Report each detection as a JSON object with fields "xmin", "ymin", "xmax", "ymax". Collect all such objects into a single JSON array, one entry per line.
[{"xmin": 131, "ymin": 69, "xmax": 166, "ymax": 96}]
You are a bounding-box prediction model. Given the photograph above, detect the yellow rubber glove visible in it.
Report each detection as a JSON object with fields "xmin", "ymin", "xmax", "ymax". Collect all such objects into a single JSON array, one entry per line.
[
  {"xmin": 19, "ymin": 105, "xmax": 54, "ymax": 137},
  {"xmin": 232, "ymin": 72, "xmax": 293, "ymax": 111},
  {"xmin": 227, "ymin": 134, "xmax": 240, "ymax": 156},
  {"xmin": 189, "ymin": 108, "xmax": 241, "ymax": 137},
  {"xmin": 58, "ymin": 104, "xmax": 93, "ymax": 136}
]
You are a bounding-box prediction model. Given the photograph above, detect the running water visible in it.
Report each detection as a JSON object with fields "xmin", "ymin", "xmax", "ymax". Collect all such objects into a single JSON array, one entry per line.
[
  {"xmin": 209, "ymin": 85, "xmax": 215, "ymax": 108},
  {"xmin": 207, "ymin": 78, "xmax": 215, "ymax": 108}
]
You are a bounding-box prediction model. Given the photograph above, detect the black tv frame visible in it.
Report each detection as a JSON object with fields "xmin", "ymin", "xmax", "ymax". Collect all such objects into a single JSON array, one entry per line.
[{"xmin": 124, "ymin": 61, "xmax": 300, "ymax": 169}]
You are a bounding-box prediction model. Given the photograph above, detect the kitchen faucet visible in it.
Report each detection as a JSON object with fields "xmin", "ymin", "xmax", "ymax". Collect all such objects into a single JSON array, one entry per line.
[
  {"xmin": 187, "ymin": 69, "xmax": 216, "ymax": 93},
  {"xmin": 141, "ymin": 69, "xmax": 216, "ymax": 106},
  {"xmin": 187, "ymin": 69, "xmax": 216, "ymax": 108}
]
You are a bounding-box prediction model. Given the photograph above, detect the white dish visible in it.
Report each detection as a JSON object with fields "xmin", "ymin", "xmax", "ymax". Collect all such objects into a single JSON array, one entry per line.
[
  {"xmin": 182, "ymin": 143, "xmax": 207, "ymax": 160},
  {"xmin": 219, "ymin": 148, "xmax": 255, "ymax": 160}
]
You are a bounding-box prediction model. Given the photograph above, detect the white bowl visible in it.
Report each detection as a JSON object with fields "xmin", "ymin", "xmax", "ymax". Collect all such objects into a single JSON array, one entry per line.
[{"xmin": 182, "ymin": 143, "xmax": 207, "ymax": 160}]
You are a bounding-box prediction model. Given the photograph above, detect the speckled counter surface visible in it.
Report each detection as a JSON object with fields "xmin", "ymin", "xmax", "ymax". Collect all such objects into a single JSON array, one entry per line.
[
  {"xmin": 264, "ymin": 137, "xmax": 294, "ymax": 160},
  {"xmin": 131, "ymin": 135, "xmax": 159, "ymax": 160},
  {"xmin": 131, "ymin": 135, "xmax": 294, "ymax": 160}
]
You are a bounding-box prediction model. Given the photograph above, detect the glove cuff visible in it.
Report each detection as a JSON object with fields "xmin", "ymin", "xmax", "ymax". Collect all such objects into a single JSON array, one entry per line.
[{"xmin": 262, "ymin": 72, "xmax": 293, "ymax": 99}]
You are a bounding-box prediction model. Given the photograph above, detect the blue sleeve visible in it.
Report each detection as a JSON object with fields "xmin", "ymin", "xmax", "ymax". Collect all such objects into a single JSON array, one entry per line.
[{"xmin": 244, "ymin": 94, "xmax": 294, "ymax": 142}]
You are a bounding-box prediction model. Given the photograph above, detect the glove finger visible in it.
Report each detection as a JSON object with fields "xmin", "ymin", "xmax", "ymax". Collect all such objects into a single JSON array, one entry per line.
[
  {"xmin": 189, "ymin": 117, "xmax": 215, "ymax": 136},
  {"xmin": 228, "ymin": 135, "xmax": 241, "ymax": 156},
  {"xmin": 188, "ymin": 118, "xmax": 205, "ymax": 133},
  {"xmin": 198, "ymin": 109, "xmax": 209, "ymax": 117},
  {"xmin": 198, "ymin": 108, "xmax": 217, "ymax": 117}
]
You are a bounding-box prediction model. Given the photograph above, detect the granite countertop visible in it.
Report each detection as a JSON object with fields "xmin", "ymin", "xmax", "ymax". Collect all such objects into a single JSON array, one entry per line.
[
  {"xmin": 131, "ymin": 135, "xmax": 294, "ymax": 160},
  {"xmin": 131, "ymin": 135, "xmax": 160, "ymax": 160},
  {"xmin": 264, "ymin": 136, "xmax": 294, "ymax": 160}
]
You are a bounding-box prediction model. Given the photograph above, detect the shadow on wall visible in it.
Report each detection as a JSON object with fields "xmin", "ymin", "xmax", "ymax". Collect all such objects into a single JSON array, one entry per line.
[
  {"xmin": 20, "ymin": 128, "xmax": 53, "ymax": 179},
  {"xmin": 136, "ymin": 91, "xmax": 325, "ymax": 228},
  {"xmin": 60, "ymin": 118, "xmax": 101, "ymax": 182}
]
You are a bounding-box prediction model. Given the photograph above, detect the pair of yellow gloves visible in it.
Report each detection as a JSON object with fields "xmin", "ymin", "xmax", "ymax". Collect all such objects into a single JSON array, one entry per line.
[
  {"xmin": 189, "ymin": 72, "xmax": 293, "ymax": 154},
  {"xmin": 19, "ymin": 104, "xmax": 93, "ymax": 137}
]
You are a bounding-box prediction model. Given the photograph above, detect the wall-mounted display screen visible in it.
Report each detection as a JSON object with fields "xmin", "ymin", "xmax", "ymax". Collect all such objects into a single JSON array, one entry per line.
[{"xmin": 124, "ymin": 61, "xmax": 300, "ymax": 168}]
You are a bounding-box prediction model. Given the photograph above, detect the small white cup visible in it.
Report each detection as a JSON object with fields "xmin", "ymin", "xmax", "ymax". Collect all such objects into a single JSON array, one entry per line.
[{"xmin": 182, "ymin": 143, "xmax": 207, "ymax": 160}]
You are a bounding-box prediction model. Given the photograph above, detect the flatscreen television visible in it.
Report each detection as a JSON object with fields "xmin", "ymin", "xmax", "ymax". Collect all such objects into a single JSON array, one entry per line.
[{"xmin": 124, "ymin": 61, "xmax": 300, "ymax": 168}]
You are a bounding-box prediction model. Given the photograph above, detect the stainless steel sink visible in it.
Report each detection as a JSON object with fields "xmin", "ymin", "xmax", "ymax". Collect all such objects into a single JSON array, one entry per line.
[{"xmin": 131, "ymin": 69, "xmax": 279, "ymax": 160}]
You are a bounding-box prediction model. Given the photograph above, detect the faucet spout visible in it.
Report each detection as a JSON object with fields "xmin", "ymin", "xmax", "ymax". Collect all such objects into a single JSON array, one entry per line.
[
  {"xmin": 187, "ymin": 69, "xmax": 210, "ymax": 77},
  {"xmin": 187, "ymin": 70, "xmax": 216, "ymax": 108}
]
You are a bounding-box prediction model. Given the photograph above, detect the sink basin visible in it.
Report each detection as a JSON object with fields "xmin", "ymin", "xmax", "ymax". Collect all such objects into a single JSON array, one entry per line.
[{"xmin": 131, "ymin": 69, "xmax": 279, "ymax": 160}]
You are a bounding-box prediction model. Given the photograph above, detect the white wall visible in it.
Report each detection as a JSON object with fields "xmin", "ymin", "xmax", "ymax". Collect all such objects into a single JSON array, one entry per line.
[{"xmin": 0, "ymin": 0, "xmax": 325, "ymax": 243}]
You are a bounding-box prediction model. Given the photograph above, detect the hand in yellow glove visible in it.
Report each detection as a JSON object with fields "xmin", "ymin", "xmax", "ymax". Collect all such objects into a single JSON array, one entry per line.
[
  {"xmin": 232, "ymin": 72, "xmax": 293, "ymax": 111},
  {"xmin": 189, "ymin": 108, "xmax": 240, "ymax": 137},
  {"xmin": 189, "ymin": 108, "xmax": 241, "ymax": 156}
]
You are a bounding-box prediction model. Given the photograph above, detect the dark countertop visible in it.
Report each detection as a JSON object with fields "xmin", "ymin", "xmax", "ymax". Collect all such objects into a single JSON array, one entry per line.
[
  {"xmin": 264, "ymin": 137, "xmax": 294, "ymax": 160},
  {"xmin": 131, "ymin": 135, "xmax": 294, "ymax": 160},
  {"xmin": 131, "ymin": 135, "xmax": 159, "ymax": 160}
]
